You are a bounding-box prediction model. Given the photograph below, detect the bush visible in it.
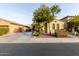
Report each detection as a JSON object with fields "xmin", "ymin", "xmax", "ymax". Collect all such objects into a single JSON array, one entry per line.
[
  {"xmin": 32, "ymin": 31, "xmax": 39, "ymax": 36},
  {"xmin": 32, "ymin": 24, "xmax": 43, "ymax": 36},
  {"xmin": 55, "ymin": 29, "xmax": 68, "ymax": 38},
  {"xmin": 0, "ymin": 27, "xmax": 9, "ymax": 36}
]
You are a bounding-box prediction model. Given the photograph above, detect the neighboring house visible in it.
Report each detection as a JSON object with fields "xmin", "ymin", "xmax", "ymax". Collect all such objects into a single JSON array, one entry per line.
[
  {"xmin": 60, "ymin": 16, "xmax": 79, "ymax": 31},
  {"xmin": 60, "ymin": 16, "xmax": 74, "ymax": 29},
  {"xmin": 0, "ymin": 18, "xmax": 30, "ymax": 34},
  {"xmin": 60, "ymin": 16, "xmax": 79, "ymax": 34},
  {"xmin": 42, "ymin": 20, "xmax": 65, "ymax": 34},
  {"xmin": 60, "ymin": 16, "xmax": 74, "ymax": 22}
]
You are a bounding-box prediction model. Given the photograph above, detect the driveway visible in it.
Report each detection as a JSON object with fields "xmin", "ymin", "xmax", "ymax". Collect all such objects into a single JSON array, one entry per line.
[{"xmin": 0, "ymin": 32, "xmax": 79, "ymax": 43}]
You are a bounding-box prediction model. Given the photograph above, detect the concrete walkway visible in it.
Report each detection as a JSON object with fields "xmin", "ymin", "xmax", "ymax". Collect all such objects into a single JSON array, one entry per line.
[{"xmin": 0, "ymin": 32, "xmax": 79, "ymax": 43}]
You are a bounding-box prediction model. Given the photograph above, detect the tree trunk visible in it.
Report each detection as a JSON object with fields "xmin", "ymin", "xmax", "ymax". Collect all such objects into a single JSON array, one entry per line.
[{"xmin": 45, "ymin": 23, "xmax": 47, "ymax": 33}]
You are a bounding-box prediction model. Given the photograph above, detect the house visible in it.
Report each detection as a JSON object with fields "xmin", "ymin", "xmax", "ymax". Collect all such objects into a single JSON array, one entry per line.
[
  {"xmin": 0, "ymin": 18, "xmax": 30, "ymax": 34},
  {"xmin": 60, "ymin": 16, "xmax": 74, "ymax": 29},
  {"xmin": 60, "ymin": 16, "xmax": 74, "ymax": 22},
  {"xmin": 60, "ymin": 16, "xmax": 79, "ymax": 33},
  {"xmin": 42, "ymin": 20, "xmax": 65, "ymax": 34}
]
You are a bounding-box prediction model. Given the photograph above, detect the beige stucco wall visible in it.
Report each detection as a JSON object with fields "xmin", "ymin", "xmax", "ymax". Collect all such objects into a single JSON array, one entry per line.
[
  {"xmin": 0, "ymin": 20, "xmax": 28, "ymax": 34},
  {"xmin": 47, "ymin": 20, "xmax": 64, "ymax": 34},
  {"xmin": 9, "ymin": 25, "xmax": 27, "ymax": 33}
]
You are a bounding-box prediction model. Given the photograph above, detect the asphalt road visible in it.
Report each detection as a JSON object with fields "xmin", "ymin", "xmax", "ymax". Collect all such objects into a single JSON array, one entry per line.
[{"xmin": 0, "ymin": 43, "xmax": 79, "ymax": 56}]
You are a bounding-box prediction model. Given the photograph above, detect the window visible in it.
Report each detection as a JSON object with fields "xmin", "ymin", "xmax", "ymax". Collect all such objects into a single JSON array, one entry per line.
[
  {"xmin": 52, "ymin": 24, "xmax": 55, "ymax": 29},
  {"xmin": 57, "ymin": 24, "xmax": 59, "ymax": 30}
]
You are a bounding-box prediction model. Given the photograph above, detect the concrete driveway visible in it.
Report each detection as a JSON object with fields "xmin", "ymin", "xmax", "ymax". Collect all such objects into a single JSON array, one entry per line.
[{"xmin": 0, "ymin": 32, "xmax": 79, "ymax": 43}]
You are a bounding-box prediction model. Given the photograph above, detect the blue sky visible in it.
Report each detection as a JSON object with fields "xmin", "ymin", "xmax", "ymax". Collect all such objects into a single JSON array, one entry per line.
[{"xmin": 0, "ymin": 3, "xmax": 79, "ymax": 25}]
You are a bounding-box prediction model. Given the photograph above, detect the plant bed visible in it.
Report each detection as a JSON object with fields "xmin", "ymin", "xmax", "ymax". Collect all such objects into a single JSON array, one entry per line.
[{"xmin": 55, "ymin": 29, "xmax": 69, "ymax": 38}]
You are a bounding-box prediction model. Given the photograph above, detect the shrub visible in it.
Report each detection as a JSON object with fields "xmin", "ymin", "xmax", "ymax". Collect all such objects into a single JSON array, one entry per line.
[
  {"xmin": 55, "ymin": 29, "xmax": 68, "ymax": 38},
  {"xmin": 32, "ymin": 24, "xmax": 43, "ymax": 36},
  {"xmin": 0, "ymin": 27, "xmax": 9, "ymax": 36},
  {"xmin": 32, "ymin": 31, "xmax": 39, "ymax": 36}
]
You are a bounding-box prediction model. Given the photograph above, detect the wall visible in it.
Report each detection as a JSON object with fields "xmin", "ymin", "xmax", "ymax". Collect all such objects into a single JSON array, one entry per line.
[
  {"xmin": 0, "ymin": 20, "xmax": 27, "ymax": 34},
  {"xmin": 47, "ymin": 20, "xmax": 64, "ymax": 34}
]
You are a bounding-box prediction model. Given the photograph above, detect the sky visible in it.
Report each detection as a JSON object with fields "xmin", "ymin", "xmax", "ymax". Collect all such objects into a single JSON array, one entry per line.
[{"xmin": 0, "ymin": 3, "xmax": 79, "ymax": 25}]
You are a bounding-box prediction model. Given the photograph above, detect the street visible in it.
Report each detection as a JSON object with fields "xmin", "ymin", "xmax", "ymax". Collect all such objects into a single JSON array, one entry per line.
[{"xmin": 0, "ymin": 43, "xmax": 79, "ymax": 56}]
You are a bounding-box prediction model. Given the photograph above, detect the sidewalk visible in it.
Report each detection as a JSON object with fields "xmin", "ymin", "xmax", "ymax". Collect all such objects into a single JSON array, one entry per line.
[{"xmin": 0, "ymin": 36, "xmax": 79, "ymax": 43}]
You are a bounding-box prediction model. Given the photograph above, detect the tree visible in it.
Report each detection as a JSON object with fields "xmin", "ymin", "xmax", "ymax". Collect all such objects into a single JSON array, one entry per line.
[
  {"xmin": 49, "ymin": 4, "xmax": 61, "ymax": 34},
  {"xmin": 71, "ymin": 16, "xmax": 79, "ymax": 26},
  {"xmin": 67, "ymin": 16, "xmax": 79, "ymax": 32},
  {"xmin": 33, "ymin": 4, "xmax": 53, "ymax": 34},
  {"xmin": 33, "ymin": 4, "xmax": 52, "ymax": 23},
  {"xmin": 32, "ymin": 4, "xmax": 61, "ymax": 35},
  {"xmin": 51, "ymin": 4, "xmax": 61, "ymax": 17}
]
